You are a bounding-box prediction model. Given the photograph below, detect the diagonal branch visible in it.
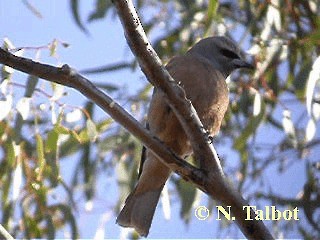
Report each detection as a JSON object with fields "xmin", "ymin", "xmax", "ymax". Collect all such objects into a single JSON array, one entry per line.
[{"xmin": 0, "ymin": 224, "xmax": 14, "ymax": 240}]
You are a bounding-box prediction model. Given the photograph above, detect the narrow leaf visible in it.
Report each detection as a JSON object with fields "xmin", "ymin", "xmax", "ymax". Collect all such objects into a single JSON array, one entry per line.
[
  {"xmin": 86, "ymin": 119, "xmax": 98, "ymax": 142},
  {"xmin": 6, "ymin": 141, "xmax": 16, "ymax": 168},
  {"xmin": 71, "ymin": 130, "xmax": 85, "ymax": 143},
  {"xmin": 282, "ymin": 110, "xmax": 297, "ymax": 147},
  {"xmin": 36, "ymin": 134, "xmax": 46, "ymax": 181},
  {"xmin": 24, "ymin": 75, "xmax": 39, "ymax": 97},
  {"xmin": 161, "ymin": 184, "xmax": 171, "ymax": 220},
  {"xmin": 305, "ymin": 119, "xmax": 316, "ymax": 143},
  {"xmin": 12, "ymin": 149, "xmax": 22, "ymax": 201},
  {"xmin": 253, "ymin": 91, "xmax": 261, "ymax": 116},
  {"xmin": 0, "ymin": 79, "xmax": 9, "ymax": 95},
  {"xmin": 45, "ymin": 129, "xmax": 59, "ymax": 153},
  {"xmin": 175, "ymin": 179, "xmax": 197, "ymax": 223},
  {"xmin": 96, "ymin": 118, "xmax": 113, "ymax": 132},
  {"xmin": 16, "ymin": 97, "xmax": 31, "ymax": 120},
  {"xmin": 306, "ymin": 56, "xmax": 320, "ymax": 118},
  {"xmin": 234, "ymin": 100, "xmax": 265, "ymax": 150},
  {"xmin": 0, "ymin": 96, "xmax": 12, "ymax": 121},
  {"xmin": 70, "ymin": 0, "xmax": 88, "ymax": 33},
  {"xmin": 50, "ymin": 83, "xmax": 65, "ymax": 101},
  {"xmin": 54, "ymin": 124, "xmax": 70, "ymax": 135},
  {"xmin": 207, "ymin": 0, "xmax": 219, "ymax": 21},
  {"xmin": 49, "ymin": 39, "xmax": 58, "ymax": 57},
  {"xmin": 88, "ymin": 0, "xmax": 112, "ymax": 22}
]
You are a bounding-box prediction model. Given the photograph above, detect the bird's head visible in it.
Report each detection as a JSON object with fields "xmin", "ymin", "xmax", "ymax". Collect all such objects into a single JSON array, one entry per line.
[{"xmin": 187, "ymin": 36, "xmax": 254, "ymax": 78}]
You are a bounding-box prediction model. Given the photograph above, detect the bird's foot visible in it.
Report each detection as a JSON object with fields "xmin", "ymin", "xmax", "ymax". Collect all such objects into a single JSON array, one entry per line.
[{"xmin": 201, "ymin": 127, "xmax": 214, "ymax": 144}]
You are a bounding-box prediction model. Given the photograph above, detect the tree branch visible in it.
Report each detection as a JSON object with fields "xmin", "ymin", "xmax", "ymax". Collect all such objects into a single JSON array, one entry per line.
[{"xmin": 0, "ymin": 224, "xmax": 14, "ymax": 240}]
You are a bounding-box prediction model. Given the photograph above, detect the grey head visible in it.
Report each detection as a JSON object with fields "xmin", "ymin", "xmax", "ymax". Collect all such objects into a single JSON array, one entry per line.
[{"xmin": 187, "ymin": 36, "xmax": 254, "ymax": 78}]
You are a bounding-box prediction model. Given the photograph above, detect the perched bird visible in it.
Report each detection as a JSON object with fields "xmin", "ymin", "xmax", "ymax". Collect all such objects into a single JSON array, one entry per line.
[{"xmin": 116, "ymin": 36, "xmax": 253, "ymax": 236}]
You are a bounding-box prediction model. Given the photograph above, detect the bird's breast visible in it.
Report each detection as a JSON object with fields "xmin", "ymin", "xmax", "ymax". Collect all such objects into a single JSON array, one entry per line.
[{"xmin": 167, "ymin": 55, "xmax": 229, "ymax": 136}]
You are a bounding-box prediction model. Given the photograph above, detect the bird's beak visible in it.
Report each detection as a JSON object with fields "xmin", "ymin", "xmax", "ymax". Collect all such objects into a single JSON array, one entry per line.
[{"xmin": 233, "ymin": 58, "xmax": 255, "ymax": 69}]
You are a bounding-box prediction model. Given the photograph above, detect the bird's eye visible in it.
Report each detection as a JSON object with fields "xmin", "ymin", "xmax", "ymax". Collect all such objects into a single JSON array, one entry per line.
[{"xmin": 220, "ymin": 48, "xmax": 240, "ymax": 59}]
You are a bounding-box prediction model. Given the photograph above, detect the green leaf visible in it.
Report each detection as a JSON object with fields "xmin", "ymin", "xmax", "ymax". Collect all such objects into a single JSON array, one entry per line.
[
  {"xmin": 36, "ymin": 134, "xmax": 45, "ymax": 181},
  {"xmin": 96, "ymin": 118, "xmax": 113, "ymax": 132},
  {"xmin": 54, "ymin": 124, "xmax": 70, "ymax": 135},
  {"xmin": 294, "ymin": 59, "xmax": 313, "ymax": 99},
  {"xmin": 45, "ymin": 129, "xmax": 60, "ymax": 186},
  {"xmin": 175, "ymin": 178, "xmax": 197, "ymax": 223},
  {"xmin": 71, "ymin": 130, "xmax": 85, "ymax": 143},
  {"xmin": 49, "ymin": 39, "xmax": 58, "ymax": 57},
  {"xmin": 115, "ymin": 156, "xmax": 133, "ymax": 211},
  {"xmin": 86, "ymin": 119, "xmax": 98, "ymax": 142},
  {"xmin": 2, "ymin": 201, "xmax": 13, "ymax": 229},
  {"xmin": 59, "ymin": 136, "xmax": 80, "ymax": 158},
  {"xmin": 70, "ymin": 0, "xmax": 88, "ymax": 34},
  {"xmin": 36, "ymin": 183, "xmax": 48, "ymax": 203},
  {"xmin": 50, "ymin": 82, "xmax": 65, "ymax": 101},
  {"xmin": 16, "ymin": 97, "xmax": 31, "ymax": 120},
  {"xmin": 45, "ymin": 129, "xmax": 59, "ymax": 153},
  {"xmin": 207, "ymin": 0, "xmax": 219, "ymax": 21},
  {"xmin": 88, "ymin": 0, "xmax": 112, "ymax": 22},
  {"xmin": 0, "ymin": 95, "xmax": 12, "ymax": 121},
  {"xmin": 22, "ymin": 207, "xmax": 45, "ymax": 238},
  {"xmin": 233, "ymin": 100, "xmax": 266, "ymax": 151},
  {"xmin": 24, "ymin": 75, "xmax": 39, "ymax": 98},
  {"xmin": 45, "ymin": 214, "xmax": 55, "ymax": 239},
  {"xmin": 82, "ymin": 62, "xmax": 134, "ymax": 75},
  {"xmin": 78, "ymin": 129, "xmax": 90, "ymax": 142},
  {"xmin": 307, "ymin": 29, "xmax": 320, "ymax": 45},
  {"xmin": 80, "ymin": 143, "xmax": 96, "ymax": 201},
  {"xmin": 138, "ymin": 84, "xmax": 152, "ymax": 101},
  {"xmin": 0, "ymin": 122, "xmax": 5, "ymax": 140},
  {"xmin": 6, "ymin": 140, "xmax": 16, "ymax": 168},
  {"xmin": 51, "ymin": 204, "xmax": 78, "ymax": 239}
]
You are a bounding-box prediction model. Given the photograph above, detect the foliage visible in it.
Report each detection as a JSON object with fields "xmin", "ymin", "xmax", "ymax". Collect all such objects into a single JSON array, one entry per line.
[{"xmin": 1, "ymin": 0, "xmax": 320, "ymax": 238}]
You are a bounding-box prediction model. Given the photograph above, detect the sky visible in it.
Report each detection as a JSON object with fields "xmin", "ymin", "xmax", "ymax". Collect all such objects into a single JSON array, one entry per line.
[{"xmin": 0, "ymin": 1, "xmax": 316, "ymax": 239}]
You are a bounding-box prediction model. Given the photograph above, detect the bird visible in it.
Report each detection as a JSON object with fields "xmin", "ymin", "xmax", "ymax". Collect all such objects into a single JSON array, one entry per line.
[{"xmin": 116, "ymin": 36, "xmax": 254, "ymax": 236}]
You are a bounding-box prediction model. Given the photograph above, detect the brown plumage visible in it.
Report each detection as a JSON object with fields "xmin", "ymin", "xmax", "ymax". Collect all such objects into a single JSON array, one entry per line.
[{"xmin": 117, "ymin": 36, "xmax": 253, "ymax": 236}]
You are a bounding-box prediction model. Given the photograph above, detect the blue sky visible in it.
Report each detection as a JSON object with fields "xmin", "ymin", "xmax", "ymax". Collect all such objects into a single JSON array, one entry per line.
[{"xmin": 1, "ymin": 1, "xmax": 316, "ymax": 239}]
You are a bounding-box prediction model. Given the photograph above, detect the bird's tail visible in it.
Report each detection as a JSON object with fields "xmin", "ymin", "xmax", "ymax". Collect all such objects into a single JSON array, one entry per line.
[
  {"xmin": 117, "ymin": 150, "xmax": 170, "ymax": 236},
  {"xmin": 116, "ymin": 184, "xmax": 164, "ymax": 237}
]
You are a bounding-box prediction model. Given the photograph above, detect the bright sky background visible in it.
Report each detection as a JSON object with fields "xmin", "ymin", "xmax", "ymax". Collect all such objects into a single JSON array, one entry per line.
[{"xmin": 0, "ymin": 1, "xmax": 315, "ymax": 239}]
